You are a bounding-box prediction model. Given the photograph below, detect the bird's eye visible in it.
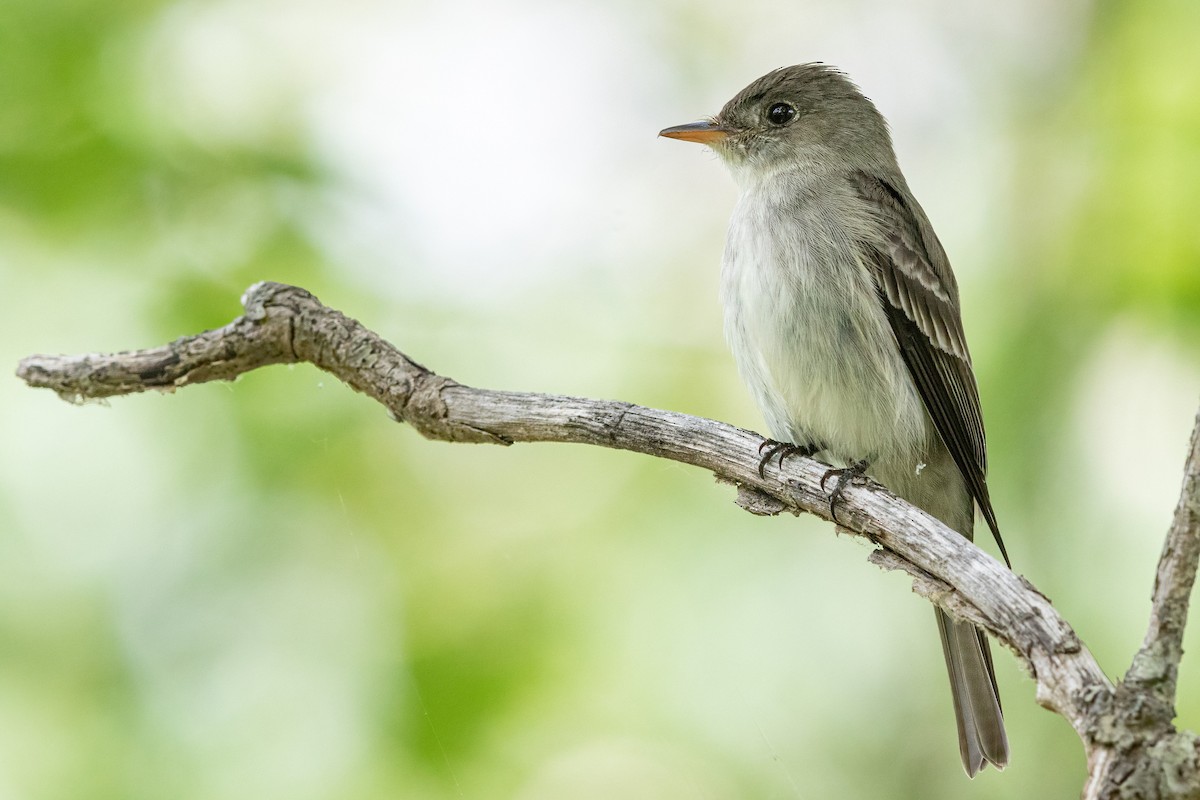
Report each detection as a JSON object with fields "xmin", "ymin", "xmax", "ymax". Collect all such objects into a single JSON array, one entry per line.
[{"xmin": 766, "ymin": 102, "xmax": 796, "ymax": 126}]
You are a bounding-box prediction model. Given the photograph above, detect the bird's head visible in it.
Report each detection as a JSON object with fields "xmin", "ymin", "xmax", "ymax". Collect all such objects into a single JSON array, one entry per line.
[{"xmin": 660, "ymin": 64, "xmax": 895, "ymax": 184}]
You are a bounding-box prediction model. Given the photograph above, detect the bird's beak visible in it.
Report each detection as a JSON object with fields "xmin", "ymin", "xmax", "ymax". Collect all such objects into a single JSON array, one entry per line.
[{"xmin": 659, "ymin": 120, "xmax": 729, "ymax": 145}]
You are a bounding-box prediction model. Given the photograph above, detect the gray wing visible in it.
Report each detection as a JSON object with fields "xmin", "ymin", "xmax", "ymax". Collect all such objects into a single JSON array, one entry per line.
[{"xmin": 850, "ymin": 171, "xmax": 1009, "ymax": 566}]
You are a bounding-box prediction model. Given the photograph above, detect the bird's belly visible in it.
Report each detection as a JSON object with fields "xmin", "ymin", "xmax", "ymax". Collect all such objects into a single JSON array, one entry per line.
[{"xmin": 722, "ymin": 225, "xmax": 930, "ymax": 467}]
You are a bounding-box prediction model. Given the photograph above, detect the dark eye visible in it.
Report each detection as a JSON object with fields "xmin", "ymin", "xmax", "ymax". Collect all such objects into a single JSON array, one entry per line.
[{"xmin": 766, "ymin": 102, "xmax": 796, "ymax": 126}]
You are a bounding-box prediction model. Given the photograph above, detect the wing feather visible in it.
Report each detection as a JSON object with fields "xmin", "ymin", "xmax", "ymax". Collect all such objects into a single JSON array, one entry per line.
[{"xmin": 850, "ymin": 171, "xmax": 1009, "ymax": 566}]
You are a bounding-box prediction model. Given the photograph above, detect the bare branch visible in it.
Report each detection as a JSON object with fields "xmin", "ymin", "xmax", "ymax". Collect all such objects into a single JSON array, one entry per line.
[
  {"xmin": 1078, "ymin": 409, "xmax": 1200, "ymax": 799},
  {"xmin": 1127, "ymin": 408, "xmax": 1200, "ymax": 701},
  {"xmin": 21, "ymin": 281, "xmax": 1200, "ymax": 797}
]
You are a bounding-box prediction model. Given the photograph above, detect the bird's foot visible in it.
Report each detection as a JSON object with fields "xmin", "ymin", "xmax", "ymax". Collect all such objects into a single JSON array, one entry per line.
[
  {"xmin": 756, "ymin": 439, "xmax": 819, "ymax": 479},
  {"xmin": 819, "ymin": 459, "xmax": 871, "ymax": 520}
]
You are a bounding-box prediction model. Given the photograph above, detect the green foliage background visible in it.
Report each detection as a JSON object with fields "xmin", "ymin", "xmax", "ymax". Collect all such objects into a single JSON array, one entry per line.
[{"xmin": 2, "ymin": 1, "xmax": 1198, "ymax": 798}]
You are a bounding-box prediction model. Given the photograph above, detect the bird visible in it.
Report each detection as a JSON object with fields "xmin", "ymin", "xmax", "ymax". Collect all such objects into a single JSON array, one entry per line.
[{"xmin": 659, "ymin": 63, "xmax": 1010, "ymax": 776}]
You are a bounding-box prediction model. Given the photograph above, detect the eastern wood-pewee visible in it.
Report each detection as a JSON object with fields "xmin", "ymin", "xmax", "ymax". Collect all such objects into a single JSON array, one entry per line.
[{"xmin": 660, "ymin": 63, "xmax": 1010, "ymax": 776}]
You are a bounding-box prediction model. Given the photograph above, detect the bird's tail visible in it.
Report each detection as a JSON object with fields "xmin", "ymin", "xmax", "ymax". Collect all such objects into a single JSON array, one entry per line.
[{"xmin": 935, "ymin": 608, "xmax": 1009, "ymax": 776}]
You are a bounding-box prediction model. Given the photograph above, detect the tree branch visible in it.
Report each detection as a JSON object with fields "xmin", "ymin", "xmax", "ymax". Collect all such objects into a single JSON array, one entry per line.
[
  {"xmin": 1127, "ymin": 409, "xmax": 1200, "ymax": 701},
  {"xmin": 1086, "ymin": 409, "xmax": 1200, "ymax": 800},
  {"xmin": 16, "ymin": 281, "xmax": 1200, "ymax": 797}
]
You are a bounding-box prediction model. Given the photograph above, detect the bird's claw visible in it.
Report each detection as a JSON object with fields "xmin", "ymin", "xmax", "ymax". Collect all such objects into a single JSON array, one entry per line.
[
  {"xmin": 756, "ymin": 439, "xmax": 818, "ymax": 479},
  {"xmin": 820, "ymin": 459, "xmax": 870, "ymax": 520}
]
